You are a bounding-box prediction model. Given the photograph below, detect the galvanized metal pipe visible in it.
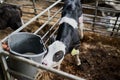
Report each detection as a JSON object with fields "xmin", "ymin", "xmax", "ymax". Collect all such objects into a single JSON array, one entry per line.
[
  {"xmin": 92, "ymin": 0, "xmax": 99, "ymax": 31},
  {"xmin": 32, "ymin": 0, "xmax": 37, "ymax": 16},
  {"xmin": 42, "ymin": 18, "xmax": 60, "ymax": 40},
  {"xmin": 1, "ymin": 0, "xmax": 62, "ymax": 42},
  {"xmin": 82, "ymin": 4, "xmax": 120, "ymax": 13},
  {"xmin": 45, "ymin": 26, "xmax": 59, "ymax": 44},
  {"xmin": 111, "ymin": 14, "xmax": 120, "ymax": 36},
  {"xmin": 8, "ymin": 69, "xmax": 33, "ymax": 80},
  {"xmin": 0, "ymin": 55, "xmax": 10, "ymax": 80},
  {"xmin": 34, "ymin": 7, "xmax": 62, "ymax": 34},
  {"xmin": 0, "ymin": 51, "xmax": 85, "ymax": 80}
]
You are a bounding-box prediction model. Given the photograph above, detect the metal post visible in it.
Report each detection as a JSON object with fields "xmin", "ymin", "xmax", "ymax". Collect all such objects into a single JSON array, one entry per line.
[
  {"xmin": 32, "ymin": 0, "xmax": 37, "ymax": 16},
  {"xmin": 0, "ymin": 55, "xmax": 10, "ymax": 80},
  {"xmin": 1, "ymin": 0, "xmax": 62, "ymax": 42},
  {"xmin": 116, "ymin": 14, "xmax": 120, "ymax": 35},
  {"xmin": 34, "ymin": 7, "xmax": 62, "ymax": 34},
  {"xmin": 92, "ymin": 0, "xmax": 99, "ymax": 31},
  {"xmin": 42, "ymin": 18, "xmax": 60, "ymax": 40},
  {"xmin": 110, "ymin": 14, "xmax": 119, "ymax": 36},
  {"xmin": 48, "ymin": 9, "xmax": 50, "ymax": 20},
  {"xmin": 1, "ymin": 51, "xmax": 85, "ymax": 80}
]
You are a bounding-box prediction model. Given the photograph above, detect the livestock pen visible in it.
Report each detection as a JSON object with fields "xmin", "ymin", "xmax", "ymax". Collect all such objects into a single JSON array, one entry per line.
[{"xmin": 0, "ymin": 0, "xmax": 120, "ymax": 80}]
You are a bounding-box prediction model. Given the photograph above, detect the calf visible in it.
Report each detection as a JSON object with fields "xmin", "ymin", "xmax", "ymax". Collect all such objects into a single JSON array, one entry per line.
[
  {"xmin": 42, "ymin": 0, "xmax": 84, "ymax": 69},
  {"xmin": 0, "ymin": 3, "xmax": 23, "ymax": 30}
]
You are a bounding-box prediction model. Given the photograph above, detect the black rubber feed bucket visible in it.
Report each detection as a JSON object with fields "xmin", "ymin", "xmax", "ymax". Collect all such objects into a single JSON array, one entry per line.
[{"xmin": 7, "ymin": 32, "xmax": 47, "ymax": 80}]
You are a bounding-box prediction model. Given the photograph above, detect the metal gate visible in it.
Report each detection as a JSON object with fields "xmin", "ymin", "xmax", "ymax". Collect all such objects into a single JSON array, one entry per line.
[{"xmin": 0, "ymin": 0, "xmax": 120, "ymax": 80}]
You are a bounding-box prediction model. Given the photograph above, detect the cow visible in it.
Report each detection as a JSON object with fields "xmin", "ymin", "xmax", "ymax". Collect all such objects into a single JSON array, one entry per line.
[
  {"xmin": 0, "ymin": 3, "xmax": 23, "ymax": 30},
  {"xmin": 42, "ymin": 0, "xmax": 84, "ymax": 69}
]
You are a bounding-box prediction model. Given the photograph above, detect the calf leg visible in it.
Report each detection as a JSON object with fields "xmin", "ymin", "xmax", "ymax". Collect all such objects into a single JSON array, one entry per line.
[
  {"xmin": 78, "ymin": 23, "xmax": 84, "ymax": 39},
  {"xmin": 57, "ymin": 63, "xmax": 61, "ymax": 70},
  {"xmin": 75, "ymin": 52, "xmax": 81, "ymax": 66},
  {"xmin": 71, "ymin": 48, "xmax": 81, "ymax": 66},
  {"xmin": 78, "ymin": 15, "xmax": 84, "ymax": 39}
]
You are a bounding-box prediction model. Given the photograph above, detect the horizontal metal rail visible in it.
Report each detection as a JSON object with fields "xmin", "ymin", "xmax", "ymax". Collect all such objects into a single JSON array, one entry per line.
[
  {"xmin": 34, "ymin": 7, "xmax": 62, "ymax": 34},
  {"xmin": 0, "ymin": 0, "xmax": 120, "ymax": 80},
  {"xmin": 0, "ymin": 0, "xmax": 86, "ymax": 80},
  {"xmin": 82, "ymin": 4, "xmax": 120, "ymax": 13},
  {"xmin": 0, "ymin": 51, "xmax": 85, "ymax": 80},
  {"xmin": 8, "ymin": 69, "xmax": 33, "ymax": 80},
  {"xmin": 99, "ymin": 0, "xmax": 120, "ymax": 3},
  {"xmin": 1, "ymin": 0, "xmax": 62, "ymax": 42},
  {"xmin": 45, "ymin": 25, "xmax": 59, "ymax": 44},
  {"xmin": 41, "ymin": 18, "xmax": 60, "ymax": 40}
]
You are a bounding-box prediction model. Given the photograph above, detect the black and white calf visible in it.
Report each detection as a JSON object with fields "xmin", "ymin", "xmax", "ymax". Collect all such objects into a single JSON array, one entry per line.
[
  {"xmin": 42, "ymin": 0, "xmax": 84, "ymax": 69},
  {"xmin": 0, "ymin": 3, "xmax": 23, "ymax": 30}
]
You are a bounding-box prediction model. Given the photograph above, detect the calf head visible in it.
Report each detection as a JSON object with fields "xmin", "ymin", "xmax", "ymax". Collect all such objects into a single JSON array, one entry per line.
[
  {"xmin": 0, "ymin": 4, "xmax": 22, "ymax": 30},
  {"xmin": 7, "ymin": 6, "xmax": 23, "ymax": 30},
  {"xmin": 42, "ymin": 41, "xmax": 66, "ymax": 68}
]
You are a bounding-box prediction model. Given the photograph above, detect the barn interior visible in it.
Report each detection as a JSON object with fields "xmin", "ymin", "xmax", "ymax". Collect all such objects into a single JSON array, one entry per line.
[{"xmin": 0, "ymin": 0, "xmax": 120, "ymax": 80}]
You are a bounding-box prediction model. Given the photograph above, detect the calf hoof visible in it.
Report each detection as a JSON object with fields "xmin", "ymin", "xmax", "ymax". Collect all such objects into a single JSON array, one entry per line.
[
  {"xmin": 77, "ymin": 61, "xmax": 81, "ymax": 66},
  {"xmin": 76, "ymin": 58, "xmax": 81, "ymax": 66}
]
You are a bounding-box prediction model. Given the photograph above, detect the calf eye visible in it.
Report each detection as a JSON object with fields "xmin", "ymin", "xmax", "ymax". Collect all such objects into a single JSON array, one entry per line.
[{"xmin": 53, "ymin": 51, "xmax": 64, "ymax": 62}]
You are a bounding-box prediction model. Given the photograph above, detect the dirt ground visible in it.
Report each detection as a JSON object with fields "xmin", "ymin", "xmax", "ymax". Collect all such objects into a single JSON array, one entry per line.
[
  {"xmin": 61, "ymin": 32, "xmax": 120, "ymax": 80},
  {"xmin": 36, "ymin": 32, "xmax": 120, "ymax": 80},
  {"xmin": 0, "ymin": 0, "xmax": 120, "ymax": 80}
]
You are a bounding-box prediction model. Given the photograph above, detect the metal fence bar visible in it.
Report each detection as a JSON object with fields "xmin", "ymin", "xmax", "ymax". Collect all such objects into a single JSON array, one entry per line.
[
  {"xmin": 110, "ymin": 14, "xmax": 120, "ymax": 36},
  {"xmin": 0, "ymin": 0, "xmax": 86, "ymax": 79},
  {"xmin": 45, "ymin": 26, "xmax": 59, "ymax": 44},
  {"xmin": 48, "ymin": 9, "xmax": 51, "ymax": 20},
  {"xmin": 84, "ymin": 13, "xmax": 120, "ymax": 21},
  {"xmin": 116, "ymin": 14, "xmax": 120, "ymax": 35},
  {"xmin": 32, "ymin": 0, "xmax": 37, "ymax": 16},
  {"xmin": 92, "ymin": 0, "xmax": 99, "ymax": 31},
  {"xmin": 41, "ymin": 18, "xmax": 60, "ymax": 40},
  {"xmin": 99, "ymin": 0, "xmax": 120, "ymax": 3},
  {"xmin": 8, "ymin": 69, "xmax": 33, "ymax": 80},
  {"xmin": 0, "ymin": 55, "xmax": 10, "ymax": 80},
  {"xmin": 1, "ymin": 0, "xmax": 62, "ymax": 42},
  {"xmin": 34, "ymin": 7, "xmax": 62, "ymax": 34},
  {"xmin": 0, "ymin": 51, "xmax": 85, "ymax": 80},
  {"xmin": 1, "ymin": 0, "xmax": 120, "ymax": 80}
]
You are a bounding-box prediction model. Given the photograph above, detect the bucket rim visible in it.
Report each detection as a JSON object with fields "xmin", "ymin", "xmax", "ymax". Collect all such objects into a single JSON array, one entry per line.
[
  {"xmin": 9, "ymin": 49, "xmax": 47, "ymax": 57},
  {"xmin": 8, "ymin": 32, "xmax": 47, "ymax": 57}
]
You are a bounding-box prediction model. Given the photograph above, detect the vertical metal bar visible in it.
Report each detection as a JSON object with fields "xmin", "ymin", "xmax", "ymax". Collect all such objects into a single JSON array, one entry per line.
[
  {"xmin": 0, "ymin": 55, "xmax": 10, "ymax": 80},
  {"xmin": 34, "ymin": 7, "xmax": 62, "ymax": 34},
  {"xmin": 48, "ymin": 9, "xmax": 50, "ymax": 20},
  {"xmin": 116, "ymin": 14, "xmax": 120, "ymax": 35},
  {"xmin": 110, "ymin": 14, "xmax": 119, "ymax": 36},
  {"xmin": 1, "ymin": 52, "xmax": 85, "ymax": 80},
  {"xmin": 32, "ymin": 0, "xmax": 37, "ymax": 16},
  {"xmin": 45, "ymin": 27, "xmax": 59, "ymax": 44},
  {"xmin": 116, "ymin": 24, "xmax": 120, "ymax": 35},
  {"xmin": 42, "ymin": 18, "xmax": 60, "ymax": 40},
  {"xmin": 1, "ymin": 0, "xmax": 61, "ymax": 42},
  {"xmin": 92, "ymin": 0, "xmax": 99, "ymax": 31}
]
